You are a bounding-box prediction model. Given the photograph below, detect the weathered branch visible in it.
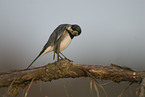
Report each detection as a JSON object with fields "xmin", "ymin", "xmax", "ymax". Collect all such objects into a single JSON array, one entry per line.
[{"xmin": 0, "ymin": 59, "xmax": 145, "ymax": 96}]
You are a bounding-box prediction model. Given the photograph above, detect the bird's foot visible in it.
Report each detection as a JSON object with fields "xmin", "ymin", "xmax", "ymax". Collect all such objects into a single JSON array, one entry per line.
[{"xmin": 65, "ymin": 58, "xmax": 73, "ymax": 62}]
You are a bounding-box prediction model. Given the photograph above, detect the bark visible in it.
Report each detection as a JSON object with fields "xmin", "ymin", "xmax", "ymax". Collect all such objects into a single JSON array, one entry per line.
[{"xmin": 0, "ymin": 59, "xmax": 144, "ymax": 96}]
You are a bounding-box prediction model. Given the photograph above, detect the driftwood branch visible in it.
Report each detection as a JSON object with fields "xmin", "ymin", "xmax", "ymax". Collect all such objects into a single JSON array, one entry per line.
[{"xmin": 0, "ymin": 59, "xmax": 145, "ymax": 96}]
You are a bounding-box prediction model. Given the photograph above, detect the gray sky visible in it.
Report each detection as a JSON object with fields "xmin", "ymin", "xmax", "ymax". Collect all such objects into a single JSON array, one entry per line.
[
  {"xmin": 0, "ymin": 1, "xmax": 144, "ymax": 97},
  {"xmin": 0, "ymin": 0, "xmax": 145, "ymax": 70}
]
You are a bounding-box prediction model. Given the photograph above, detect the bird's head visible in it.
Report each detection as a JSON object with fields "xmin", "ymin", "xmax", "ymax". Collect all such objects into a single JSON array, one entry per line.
[{"xmin": 66, "ymin": 24, "xmax": 81, "ymax": 37}]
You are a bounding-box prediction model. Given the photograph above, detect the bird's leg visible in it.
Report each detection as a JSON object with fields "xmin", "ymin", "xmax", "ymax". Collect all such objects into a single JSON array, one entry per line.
[
  {"xmin": 59, "ymin": 52, "xmax": 68, "ymax": 59},
  {"xmin": 57, "ymin": 52, "xmax": 59, "ymax": 61},
  {"xmin": 58, "ymin": 54, "xmax": 63, "ymax": 59},
  {"xmin": 53, "ymin": 51, "xmax": 55, "ymax": 60},
  {"xmin": 54, "ymin": 51, "xmax": 73, "ymax": 62},
  {"xmin": 59, "ymin": 52, "xmax": 73, "ymax": 62},
  {"xmin": 53, "ymin": 51, "xmax": 63, "ymax": 60}
]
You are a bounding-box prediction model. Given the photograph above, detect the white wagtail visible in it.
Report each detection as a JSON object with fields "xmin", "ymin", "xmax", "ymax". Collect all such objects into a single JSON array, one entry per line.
[{"xmin": 27, "ymin": 24, "xmax": 81, "ymax": 69}]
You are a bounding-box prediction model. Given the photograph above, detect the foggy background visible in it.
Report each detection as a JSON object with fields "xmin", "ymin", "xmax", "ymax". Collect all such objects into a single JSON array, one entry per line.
[{"xmin": 0, "ymin": 0, "xmax": 145, "ymax": 97}]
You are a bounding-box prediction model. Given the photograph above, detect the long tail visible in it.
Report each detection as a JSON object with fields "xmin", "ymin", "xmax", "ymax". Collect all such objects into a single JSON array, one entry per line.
[{"xmin": 26, "ymin": 54, "xmax": 42, "ymax": 69}]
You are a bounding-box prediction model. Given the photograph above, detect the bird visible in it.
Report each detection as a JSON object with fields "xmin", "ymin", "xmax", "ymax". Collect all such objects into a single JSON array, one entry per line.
[{"xmin": 26, "ymin": 24, "xmax": 81, "ymax": 69}]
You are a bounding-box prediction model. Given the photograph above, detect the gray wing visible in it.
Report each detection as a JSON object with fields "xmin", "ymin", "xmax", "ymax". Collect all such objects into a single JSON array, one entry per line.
[
  {"xmin": 26, "ymin": 24, "xmax": 71, "ymax": 69},
  {"xmin": 41, "ymin": 24, "xmax": 71, "ymax": 55}
]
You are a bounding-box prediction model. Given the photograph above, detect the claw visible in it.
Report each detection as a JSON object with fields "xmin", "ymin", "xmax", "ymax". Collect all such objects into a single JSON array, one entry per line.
[{"xmin": 65, "ymin": 58, "xmax": 73, "ymax": 62}]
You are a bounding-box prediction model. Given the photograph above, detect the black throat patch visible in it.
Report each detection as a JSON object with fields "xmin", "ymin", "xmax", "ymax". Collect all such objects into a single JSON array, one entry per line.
[{"xmin": 66, "ymin": 29, "xmax": 74, "ymax": 39}]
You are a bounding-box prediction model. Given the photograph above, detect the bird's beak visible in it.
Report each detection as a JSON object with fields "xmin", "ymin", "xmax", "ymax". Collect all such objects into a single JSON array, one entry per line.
[
  {"xmin": 71, "ymin": 31, "xmax": 79, "ymax": 36},
  {"xmin": 66, "ymin": 28, "xmax": 78, "ymax": 36}
]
